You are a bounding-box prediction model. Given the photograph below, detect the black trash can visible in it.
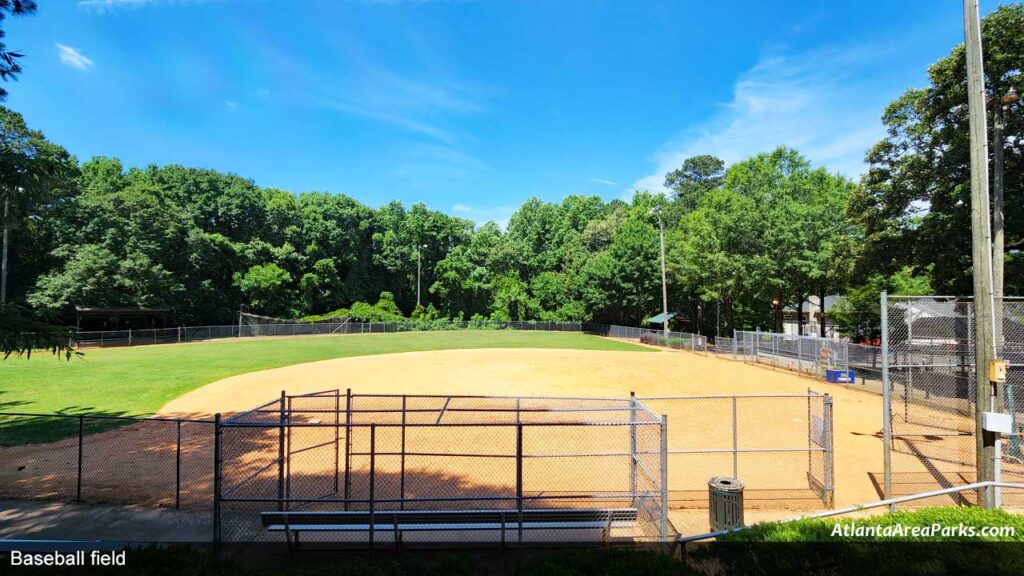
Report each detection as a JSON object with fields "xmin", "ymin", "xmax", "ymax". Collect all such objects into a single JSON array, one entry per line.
[{"xmin": 708, "ymin": 476, "xmax": 744, "ymax": 531}]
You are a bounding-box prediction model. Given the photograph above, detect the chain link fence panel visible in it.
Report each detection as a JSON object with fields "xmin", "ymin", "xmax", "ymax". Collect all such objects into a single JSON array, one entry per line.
[
  {"xmin": 0, "ymin": 413, "xmax": 215, "ymax": 511},
  {"xmin": 882, "ymin": 294, "xmax": 1024, "ymax": 507},
  {"xmin": 216, "ymin": 392, "xmax": 669, "ymax": 545}
]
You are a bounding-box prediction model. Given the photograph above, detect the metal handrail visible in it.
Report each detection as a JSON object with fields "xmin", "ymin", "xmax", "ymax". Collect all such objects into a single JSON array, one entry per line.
[{"xmin": 677, "ymin": 481, "xmax": 1024, "ymax": 544}]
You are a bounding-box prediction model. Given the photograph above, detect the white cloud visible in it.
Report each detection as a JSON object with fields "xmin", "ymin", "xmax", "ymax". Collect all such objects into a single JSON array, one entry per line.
[
  {"xmin": 56, "ymin": 44, "xmax": 94, "ymax": 70},
  {"xmin": 225, "ymin": 101, "xmax": 239, "ymax": 109},
  {"xmin": 633, "ymin": 44, "xmax": 901, "ymax": 192},
  {"xmin": 452, "ymin": 204, "xmax": 472, "ymax": 213},
  {"xmin": 589, "ymin": 178, "xmax": 619, "ymax": 186}
]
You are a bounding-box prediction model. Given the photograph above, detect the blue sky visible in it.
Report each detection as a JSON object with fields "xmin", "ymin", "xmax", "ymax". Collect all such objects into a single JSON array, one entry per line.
[{"xmin": 6, "ymin": 0, "xmax": 1004, "ymax": 226}]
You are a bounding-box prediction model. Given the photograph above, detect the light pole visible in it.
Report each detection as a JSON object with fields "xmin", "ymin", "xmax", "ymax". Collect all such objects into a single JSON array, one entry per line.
[
  {"xmin": 649, "ymin": 205, "xmax": 669, "ymax": 341},
  {"xmin": 416, "ymin": 243, "xmax": 427, "ymax": 308}
]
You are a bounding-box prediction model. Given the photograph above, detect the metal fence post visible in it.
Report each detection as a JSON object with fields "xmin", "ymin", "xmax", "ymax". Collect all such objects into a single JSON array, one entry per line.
[
  {"xmin": 629, "ymin": 392, "xmax": 638, "ymax": 504},
  {"xmin": 334, "ymin": 390, "xmax": 340, "ymax": 494},
  {"xmin": 213, "ymin": 413, "xmax": 222, "ymax": 547},
  {"xmin": 660, "ymin": 415, "xmax": 670, "ymax": 548},
  {"xmin": 369, "ymin": 424, "xmax": 376, "ymax": 552},
  {"xmin": 400, "ymin": 394, "xmax": 407, "ymax": 510},
  {"xmin": 343, "ymin": 388, "xmax": 352, "ymax": 511},
  {"xmin": 76, "ymin": 415, "xmax": 84, "ymax": 503},
  {"xmin": 797, "ymin": 336, "xmax": 803, "ymax": 374},
  {"xmin": 285, "ymin": 395, "xmax": 292, "ymax": 503},
  {"xmin": 881, "ymin": 290, "xmax": 893, "ymax": 507},
  {"xmin": 731, "ymin": 397, "xmax": 739, "ymax": 478},
  {"xmin": 824, "ymin": 394, "xmax": 835, "ymax": 508},
  {"xmin": 177, "ymin": 326, "xmax": 181, "ymax": 344},
  {"xmin": 516, "ymin": 423, "xmax": 524, "ymax": 546},
  {"xmin": 175, "ymin": 419, "xmax": 182, "ymax": 509},
  {"xmin": 277, "ymin": 390, "xmax": 286, "ymax": 511},
  {"xmin": 128, "ymin": 329, "xmax": 132, "ymax": 347}
]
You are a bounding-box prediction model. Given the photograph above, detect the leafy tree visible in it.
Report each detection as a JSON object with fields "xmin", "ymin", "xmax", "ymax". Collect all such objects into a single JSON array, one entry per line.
[
  {"xmin": 854, "ymin": 4, "xmax": 1024, "ymax": 295},
  {"xmin": 0, "ymin": 1, "xmax": 36, "ymax": 101},
  {"xmin": 830, "ymin": 267, "xmax": 932, "ymax": 342},
  {"xmin": 664, "ymin": 154, "xmax": 725, "ymax": 211},
  {"xmin": 234, "ymin": 263, "xmax": 293, "ymax": 316}
]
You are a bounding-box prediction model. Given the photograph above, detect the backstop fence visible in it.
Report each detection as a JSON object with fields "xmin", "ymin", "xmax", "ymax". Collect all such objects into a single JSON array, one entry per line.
[
  {"xmin": 882, "ymin": 293, "xmax": 1024, "ymax": 507},
  {"xmin": 215, "ymin": 391, "xmax": 670, "ymax": 544},
  {"xmin": 0, "ymin": 413, "xmax": 214, "ymax": 510},
  {"xmin": 67, "ymin": 320, "xmax": 708, "ymax": 354}
]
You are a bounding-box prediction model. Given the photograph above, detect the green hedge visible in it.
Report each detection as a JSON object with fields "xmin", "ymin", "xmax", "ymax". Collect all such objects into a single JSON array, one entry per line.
[{"xmin": 720, "ymin": 507, "xmax": 1024, "ymax": 542}]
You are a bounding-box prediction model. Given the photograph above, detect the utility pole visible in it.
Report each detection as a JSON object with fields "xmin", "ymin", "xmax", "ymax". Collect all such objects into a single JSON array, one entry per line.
[
  {"xmin": 964, "ymin": 0, "xmax": 998, "ymax": 509},
  {"xmin": 415, "ymin": 243, "xmax": 426, "ymax": 308},
  {"xmin": 1, "ymin": 195, "xmax": 9, "ymax": 304},
  {"xmin": 651, "ymin": 205, "xmax": 669, "ymax": 340},
  {"xmin": 992, "ymin": 87, "xmax": 1017, "ymax": 350}
]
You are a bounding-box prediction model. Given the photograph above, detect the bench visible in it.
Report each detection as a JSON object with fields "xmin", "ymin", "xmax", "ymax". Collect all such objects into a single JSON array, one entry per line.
[{"xmin": 260, "ymin": 508, "xmax": 639, "ymax": 550}]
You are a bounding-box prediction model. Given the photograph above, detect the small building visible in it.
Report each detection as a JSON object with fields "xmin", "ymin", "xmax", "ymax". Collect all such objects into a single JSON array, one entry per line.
[
  {"xmin": 72, "ymin": 305, "xmax": 173, "ymax": 331},
  {"xmin": 782, "ymin": 295, "xmax": 841, "ymax": 337}
]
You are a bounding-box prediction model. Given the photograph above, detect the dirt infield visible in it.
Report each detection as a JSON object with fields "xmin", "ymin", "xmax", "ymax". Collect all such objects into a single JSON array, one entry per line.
[{"xmin": 156, "ymin": 347, "xmax": 888, "ymax": 510}]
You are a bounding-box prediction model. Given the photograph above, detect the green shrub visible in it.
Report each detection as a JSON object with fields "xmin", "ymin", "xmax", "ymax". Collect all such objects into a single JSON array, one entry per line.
[{"xmin": 721, "ymin": 507, "xmax": 1024, "ymax": 542}]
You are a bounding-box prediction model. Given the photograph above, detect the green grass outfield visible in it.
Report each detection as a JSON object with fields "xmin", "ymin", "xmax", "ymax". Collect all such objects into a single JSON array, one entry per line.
[{"xmin": 0, "ymin": 331, "xmax": 649, "ymax": 417}]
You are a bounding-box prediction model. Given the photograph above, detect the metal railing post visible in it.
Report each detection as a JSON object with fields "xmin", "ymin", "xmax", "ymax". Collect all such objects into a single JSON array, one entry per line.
[
  {"xmin": 213, "ymin": 413, "xmax": 222, "ymax": 548},
  {"xmin": 76, "ymin": 415, "xmax": 84, "ymax": 503}
]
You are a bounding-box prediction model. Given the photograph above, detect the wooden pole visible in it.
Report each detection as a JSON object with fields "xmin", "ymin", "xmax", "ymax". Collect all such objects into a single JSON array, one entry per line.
[{"xmin": 964, "ymin": 0, "xmax": 998, "ymax": 508}]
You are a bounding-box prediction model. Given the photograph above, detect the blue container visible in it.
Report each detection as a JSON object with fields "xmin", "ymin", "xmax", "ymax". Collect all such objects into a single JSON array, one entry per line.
[{"xmin": 825, "ymin": 369, "xmax": 856, "ymax": 384}]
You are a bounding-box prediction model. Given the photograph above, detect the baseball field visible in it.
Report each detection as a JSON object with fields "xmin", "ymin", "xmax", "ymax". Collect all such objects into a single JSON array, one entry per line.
[{"xmin": 0, "ymin": 331, "xmax": 891, "ymax": 520}]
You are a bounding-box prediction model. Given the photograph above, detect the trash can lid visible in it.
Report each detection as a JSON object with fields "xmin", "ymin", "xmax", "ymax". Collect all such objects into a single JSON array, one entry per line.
[{"xmin": 708, "ymin": 476, "xmax": 744, "ymax": 491}]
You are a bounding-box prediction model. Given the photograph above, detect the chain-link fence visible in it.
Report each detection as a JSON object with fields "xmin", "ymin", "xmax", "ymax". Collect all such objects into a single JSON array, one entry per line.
[
  {"xmin": 69, "ymin": 320, "xmax": 709, "ymax": 355},
  {"xmin": 734, "ymin": 330, "xmax": 850, "ymax": 377},
  {"xmin": 882, "ymin": 294, "xmax": 1024, "ymax": 507},
  {"xmin": 638, "ymin": 391, "xmax": 833, "ymax": 509},
  {"xmin": 0, "ymin": 413, "xmax": 215, "ymax": 510},
  {"xmin": 582, "ymin": 323, "xmax": 708, "ymax": 353},
  {"xmin": 215, "ymin": 391, "xmax": 670, "ymax": 545}
]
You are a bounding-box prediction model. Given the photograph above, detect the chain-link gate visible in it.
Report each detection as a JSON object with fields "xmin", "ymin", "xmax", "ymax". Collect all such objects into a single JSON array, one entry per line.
[{"xmin": 881, "ymin": 293, "xmax": 1024, "ymax": 506}]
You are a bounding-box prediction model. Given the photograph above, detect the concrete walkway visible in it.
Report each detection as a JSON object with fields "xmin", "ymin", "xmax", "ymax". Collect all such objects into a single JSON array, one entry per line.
[{"xmin": 0, "ymin": 500, "xmax": 211, "ymax": 542}]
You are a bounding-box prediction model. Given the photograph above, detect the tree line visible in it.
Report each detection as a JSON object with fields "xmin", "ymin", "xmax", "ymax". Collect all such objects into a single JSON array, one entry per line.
[{"xmin": 1, "ymin": 4, "xmax": 1022, "ymax": 354}]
